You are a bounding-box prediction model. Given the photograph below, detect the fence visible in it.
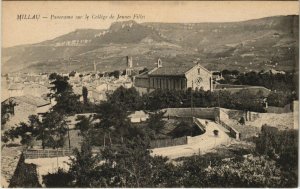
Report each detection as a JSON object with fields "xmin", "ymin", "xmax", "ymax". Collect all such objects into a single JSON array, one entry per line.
[
  {"xmin": 150, "ymin": 136, "xmax": 188, "ymax": 149},
  {"xmin": 23, "ymin": 149, "xmax": 73, "ymax": 159}
]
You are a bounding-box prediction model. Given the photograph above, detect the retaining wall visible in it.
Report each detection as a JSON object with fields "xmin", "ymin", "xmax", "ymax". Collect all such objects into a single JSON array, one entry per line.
[
  {"xmin": 150, "ymin": 136, "xmax": 188, "ymax": 149},
  {"xmin": 163, "ymin": 108, "xmax": 216, "ymax": 120}
]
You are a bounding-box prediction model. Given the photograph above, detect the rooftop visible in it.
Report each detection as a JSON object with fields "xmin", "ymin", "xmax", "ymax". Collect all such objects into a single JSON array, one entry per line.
[
  {"xmin": 135, "ymin": 71, "xmax": 149, "ymax": 79},
  {"xmin": 6, "ymin": 95, "xmax": 50, "ymax": 107},
  {"xmin": 148, "ymin": 66, "xmax": 193, "ymax": 77}
]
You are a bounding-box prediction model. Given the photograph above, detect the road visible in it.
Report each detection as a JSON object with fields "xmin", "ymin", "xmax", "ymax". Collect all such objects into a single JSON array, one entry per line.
[{"xmin": 151, "ymin": 119, "xmax": 231, "ymax": 159}]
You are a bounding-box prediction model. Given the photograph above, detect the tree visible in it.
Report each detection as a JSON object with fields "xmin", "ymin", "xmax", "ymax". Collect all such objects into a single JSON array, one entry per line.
[
  {"xmin": 3, "ymin": 115, "xmax": 41, "ymax": 148},
  {"xmin": 82, "ymin": 86, "xmax": 88, "ymax": 105},
  {"xmin": 147, "ymin": 111, "xmax": 166, "ymax": 135},
  {"xmin": 3, "ymin": 113, "xmax": 69, "ymax": 149},
  {"xmin": 221, "ymin": 69, "xmax": 231, "ymax": 76},
  {"xmin": 109, "ymin": 70, "xmax": 120, "ymax": 79},
  {"xmin": 41, "ymin": 111, "xmax": 68, "ymax": 149},
  {"xmin": 256, "ymin": 125, "xmax": 298, "ymax": 168},
  {"xmin": 145, "ymin": 89, "xmax": 184, "ymax": 110},
  {"xmin": 107, "ymin": 86, "xmax": 143, "ymax": 111},
  {"xmin": 68, "ymin": 135, "xmax": 100, "ymax": 187},
  {"xmin": 94, "ymin": 102, "xmax": 131, "ymax": 144},
  {"xmin": 1, "ymin": 99, "xmax": 16, "ymax": 127},
  {"xmin": 48, "ymin": 73, "xmax": 82, "ymax": 115},
  {"xmin": 203, "ymin": 155, "xmax": 284, "ymax": 187},
  {"xmin": 43, "ymin": 135, "xmax": 100, "ymax": 187},
  {"xmin": 99, "ymin": 136, "xmax": 174, "ymax": 187},
  {"xmin": 49, "ymin": 73, "xmax": 72, "ymax": 94},
  {"xmin": 75, "ymin": 115, "xmax": 94, "ymax": 134},
  {"xmin": 232, "ymin": 89, "xmax": 265, "ymax": 112},
  {"xmin": 267, "ymin": 91, "xmax": 291, "ymax": 107}
]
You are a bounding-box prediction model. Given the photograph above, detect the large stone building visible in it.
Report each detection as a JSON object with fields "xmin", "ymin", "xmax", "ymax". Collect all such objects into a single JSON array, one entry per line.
[
  {"xmin": 2, "ymin": 95, "xmax": 51, "ymax": 129},
  {"xmin": 134, "ymin": 59, "xmax": 213, "ymax": 94}
]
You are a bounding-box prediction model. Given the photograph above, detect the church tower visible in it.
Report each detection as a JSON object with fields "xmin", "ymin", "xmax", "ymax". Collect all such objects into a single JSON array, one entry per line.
[{"xmin": 126, "ymin": 56, "xmax": 133, "ymax": 76}]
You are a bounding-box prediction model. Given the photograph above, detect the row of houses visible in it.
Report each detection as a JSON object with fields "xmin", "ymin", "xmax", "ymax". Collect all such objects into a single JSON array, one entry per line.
[{"xmin": 2, "ymin": 57, "xmax": 273, "ymax": 130}]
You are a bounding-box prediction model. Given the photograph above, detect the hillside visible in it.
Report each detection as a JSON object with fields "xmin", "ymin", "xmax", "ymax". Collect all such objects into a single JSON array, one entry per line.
[{"xmin": 2, "ymin": 15, "xmax": 299, "ymax": 74}]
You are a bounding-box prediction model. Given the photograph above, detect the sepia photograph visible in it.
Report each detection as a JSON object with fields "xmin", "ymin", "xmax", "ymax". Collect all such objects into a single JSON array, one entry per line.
[{"xmin": 1, "ymin": 1, "xmax": 299, "ymax": 188}]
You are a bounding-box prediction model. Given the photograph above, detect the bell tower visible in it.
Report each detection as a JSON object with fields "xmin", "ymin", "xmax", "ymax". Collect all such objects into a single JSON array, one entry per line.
[
  {"xmin": 157, "ymin": 58, "xmax": 162, "ymax": 68},
  {"xmin": 126, "ymin": 56, "xmax": 133, "ymax": 76}
]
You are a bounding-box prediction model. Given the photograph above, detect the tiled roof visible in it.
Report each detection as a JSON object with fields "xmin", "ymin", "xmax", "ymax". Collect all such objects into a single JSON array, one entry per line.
[
  {"xmin": 148, "ymin": 66, "xmax": 193, "ymax": 76},
  {"xmin": 12, "ymin": 95, "xmax": 50, "ymax": 107},
  {"xmin": 135, "ymin": 72, "xmax": 149, "ymax": 79}
]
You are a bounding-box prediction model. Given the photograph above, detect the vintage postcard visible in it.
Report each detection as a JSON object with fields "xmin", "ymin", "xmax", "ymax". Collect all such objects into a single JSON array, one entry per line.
[{"xmin": 1, "ymin": 1, "xmax": 299, "ymax": 188}]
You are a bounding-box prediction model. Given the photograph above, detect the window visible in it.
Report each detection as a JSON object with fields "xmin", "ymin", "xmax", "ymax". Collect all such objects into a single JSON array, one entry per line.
[
  {"xmin": 198, "ymin": 68, "xmax": 201, "ymax": 75},
  {"xmin": 159, "ymin": 79, "xmax": 162, "ymax": 88},
  {"xmin": 173, "ymin": 79, "xmax": 176, "ymax": 89},
  {"xmin": 166, "ymin": 79, "xmax": 169, "ymax": 89},
  {"xmin": 181, "ymin": 79, "xmax": 185, "ymax": 89},
  {"xmin": 152, "ymin": 78, "xmax": 154, "ymax": 88}
]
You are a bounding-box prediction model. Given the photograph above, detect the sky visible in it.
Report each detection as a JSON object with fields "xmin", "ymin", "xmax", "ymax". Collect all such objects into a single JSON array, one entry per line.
[{"xmin": 2, "ymin": 1, "xmax": 299, "ymax": 47}]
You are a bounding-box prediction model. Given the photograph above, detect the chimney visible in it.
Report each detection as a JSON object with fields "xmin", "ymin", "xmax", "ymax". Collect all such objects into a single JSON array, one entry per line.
[
  {"xmin": 127, "ymin": 56, "xmax": 133, "ymax": 68},
  {"xmin": 157, "ymin": 58, "xmax": 162, "ymax": 68}
]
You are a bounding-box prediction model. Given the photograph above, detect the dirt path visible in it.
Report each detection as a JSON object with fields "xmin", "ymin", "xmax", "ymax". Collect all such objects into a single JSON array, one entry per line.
[{"xmin": 151, "ymin": 119, "xmax": 231, "ymax": 159}]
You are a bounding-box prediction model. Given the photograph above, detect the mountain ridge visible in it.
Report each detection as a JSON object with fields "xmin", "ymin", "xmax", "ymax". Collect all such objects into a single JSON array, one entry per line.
[{"xmin": 2, "ymin": 15, "xmax": 298, "ymax": 74}]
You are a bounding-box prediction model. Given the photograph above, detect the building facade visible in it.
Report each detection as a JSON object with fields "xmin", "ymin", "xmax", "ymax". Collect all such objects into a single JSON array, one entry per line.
[
  {"xmin": 2, "ymin": 95, "xmax": 51, "ymax": 129},
  {"xmin": 134, "ymin": 59, "xmax": 213, "ymax": 94}
]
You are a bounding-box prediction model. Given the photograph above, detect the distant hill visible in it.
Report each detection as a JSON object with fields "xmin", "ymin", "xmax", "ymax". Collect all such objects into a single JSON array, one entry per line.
[{"xmin": 2, "ymin": 15, "xmax": 298, "ymax": 74}]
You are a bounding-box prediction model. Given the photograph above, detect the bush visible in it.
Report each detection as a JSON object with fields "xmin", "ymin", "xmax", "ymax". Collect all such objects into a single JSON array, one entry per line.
[
  {"xmin": 42, "ymin": 168, "xmax": 73, "ymax": 187},
  {"xmin": 213, "ymin": 130, "xmax": 219, "ymax": 136},
  {"xmin": 239, "ymin": 117, "xmax": 245, "ymax": 125},
  {"xmin": 256, "ymin": 125, "xmax": 298, "ymax": 167}
]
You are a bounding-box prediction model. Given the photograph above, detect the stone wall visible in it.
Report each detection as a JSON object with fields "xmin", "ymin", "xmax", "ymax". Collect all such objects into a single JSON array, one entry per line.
[
  {"xmin": 149, "ymin": 76, "xmax": 187, "ymax": 90},
  {"xmin": 4, "ymin": 101, "xmax": 36, "ymax": 130},
  {"xmin": 1, "ymin": 147, "xmax": 22, "ymax": 188},
  {"xmin": 150, "ymin": 136, "xmax": 187, "ymax": 149},
  {"xmin": 222, "ymin": 108, "xmax": 260, "ymax": 122},
  {"xmin": 164, "ymin": 108, "xmax": 216, "ymax": 120},
  {"xmin": 134, "ymin": 77, "xmax": 149, "ymax": 88},
  {"xmin": 216, "ymin": 108, "xmax": 260, "ymax": 140}
]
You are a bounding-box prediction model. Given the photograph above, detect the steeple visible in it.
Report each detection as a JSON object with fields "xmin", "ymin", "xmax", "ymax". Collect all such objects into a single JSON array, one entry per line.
[
  {"xmin": 127, "ymin": 56, "xmax": 133, "ymax": 68},
  {"xmin": 93, "ymin": 60, "xmax": 97, "ymax": 72}
]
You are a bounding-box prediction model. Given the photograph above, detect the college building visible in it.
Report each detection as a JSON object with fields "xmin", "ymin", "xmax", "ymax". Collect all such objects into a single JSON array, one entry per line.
[{"xmin": 134, "ymin": 59, "xmax": 213, "ymax": 95}]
